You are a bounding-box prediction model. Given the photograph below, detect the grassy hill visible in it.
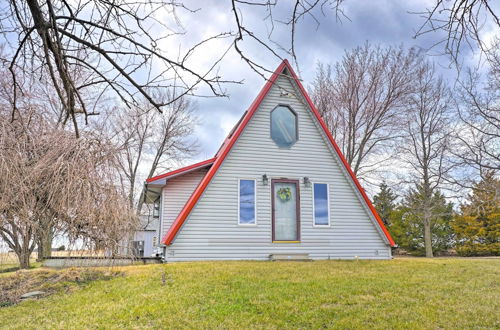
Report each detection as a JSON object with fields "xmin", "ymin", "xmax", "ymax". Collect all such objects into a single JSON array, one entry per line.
[{"xmin": 0, "ymin": 258, "xmax": 498, "ymax": 329}]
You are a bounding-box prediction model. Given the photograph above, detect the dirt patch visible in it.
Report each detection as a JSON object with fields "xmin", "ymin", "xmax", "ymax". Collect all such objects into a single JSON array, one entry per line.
[{"xmin": 0, "ymin": 267, "xmax": 123, "ymax": 307}]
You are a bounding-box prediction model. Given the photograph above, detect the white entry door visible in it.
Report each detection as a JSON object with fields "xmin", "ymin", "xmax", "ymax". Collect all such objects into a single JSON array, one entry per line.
[{"xmin": 272, "ymin": 179, "xmax": 300, "ymax": 242}]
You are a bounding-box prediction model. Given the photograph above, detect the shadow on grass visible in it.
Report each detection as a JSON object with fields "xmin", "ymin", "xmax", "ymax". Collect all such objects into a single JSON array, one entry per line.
[
  {"xmin": 0, "ymin": 262, "xmax": 40, "ymax": 274},
  {"xmin": 0, "ymin": 266, "xmax": 21, "ymax": 274}
]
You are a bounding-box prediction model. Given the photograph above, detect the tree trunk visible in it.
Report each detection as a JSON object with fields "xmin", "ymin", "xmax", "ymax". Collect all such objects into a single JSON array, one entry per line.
[
  {"xmin": 17, "ymin": 249, "xmax": 31, "ymax": 269},
  {"xmin": 423, "ymin": 218, "xmax": 433, "ymax": 258},
  {"xmin": 422, "ymin": 165, "xmax": 434, "ymax": 258},
  {"xmin": 36, "ymin": 228, "xmax": 53, "ymax": 261}
]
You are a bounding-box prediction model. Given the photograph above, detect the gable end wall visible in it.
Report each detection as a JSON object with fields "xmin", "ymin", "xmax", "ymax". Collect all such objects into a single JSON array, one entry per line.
[
  {"xmin": 161, "ymin": 168, "xmax": 208, "ymax": 239},
  {"xmin": 165, "ymin": 75, "xmax": 392, "ymax": 260}
]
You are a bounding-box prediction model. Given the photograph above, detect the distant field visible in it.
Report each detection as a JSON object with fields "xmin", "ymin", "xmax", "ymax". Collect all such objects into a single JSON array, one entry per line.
[
  {"xmin": 0, "ymin": 251, "xmax": 101, "ymax": 273},
  {"xmin": 0, "ymin": 258, "xmax": 499, "ymax": 329},
  {"xmin": 0, "ymin": 253, "xmax": 20, "ymax": 273},
  {"xmin": 0, "ymin": 252, "xmax": 18, "ymax": 264}
]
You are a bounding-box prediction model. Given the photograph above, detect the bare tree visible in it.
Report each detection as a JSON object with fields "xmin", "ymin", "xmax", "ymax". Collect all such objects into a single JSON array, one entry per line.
[
  {"xmin": 489, "ymin": 37, "xmax": 500, "ymax": 87},
  {"xmin": 0, "ymin": 0, "xmax": 349, "ymax": 134},
  {"xmin": 110, "ymin": 90, "xmax": 197, "ymax": 217},
  {"xmin": 0, "ymin": 0, "xmax": 234, "ymax": 136},
  {"xmin": 413, "ymin": 0, "xmax": 500, "ymax": 67},
  {"xmin": 399, "ymin": 62, "xmax": 454, "ymax": 258},
  {"xmin": 310, "ymin": 44, "xmax": 423, "ymax": 178},
  {"xmin": 451, "ymin": 39, "xmax": 499, "ymax": 184},
  {"xmin": 0, "ymin": 112, "xmax": 137, "ymax": 268},
  {"xmin": 0, "ymin": 48, "xmax": 106, "ymax": 259},
  {"xmin": 454, "ymin": 72, "xmax": 499, "ymax": 177}
]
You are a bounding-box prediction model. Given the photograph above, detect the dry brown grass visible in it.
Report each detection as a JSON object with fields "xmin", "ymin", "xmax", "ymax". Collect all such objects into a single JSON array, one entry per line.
[
  {"xmin": 0, "ymin": 252, "xmax": 18, "ymax": 265},
  {"xmin": 0, "ymin": 267, "xmax": 123, "ymax": 307}
]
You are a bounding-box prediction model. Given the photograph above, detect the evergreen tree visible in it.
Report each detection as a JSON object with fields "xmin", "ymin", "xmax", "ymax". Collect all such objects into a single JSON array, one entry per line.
[
  {"xmin": 453, "ymin": 171, "xmax": 500, "ymax": 256},
  {"xmin": 389, "ymin": 184, "xmax": 454, "ymax": 255},
  {"xmin": 373, "ymin": 182, "xmax": 397, "ymax": 225}
]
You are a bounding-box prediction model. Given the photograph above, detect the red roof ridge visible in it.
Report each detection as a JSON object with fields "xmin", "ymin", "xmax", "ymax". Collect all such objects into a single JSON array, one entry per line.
[
  {"xmin": 161, "ymin": 59, "xmax": 395, "ymax": 247},
  {"xmin": 146, "ymin": 157, "xmax": 217, "ymax": 183}
]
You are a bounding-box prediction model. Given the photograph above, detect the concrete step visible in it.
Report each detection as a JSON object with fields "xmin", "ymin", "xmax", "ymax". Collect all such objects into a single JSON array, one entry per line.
[{"xmin": 269, "ymin": 253, "xmax": 311, "ymax": 261}]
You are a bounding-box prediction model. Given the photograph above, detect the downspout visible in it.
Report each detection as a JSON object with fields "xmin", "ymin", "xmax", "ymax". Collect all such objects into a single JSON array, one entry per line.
[{"xmin": 158, "ymin": 190, "xmax": 167, "ymax": 261}]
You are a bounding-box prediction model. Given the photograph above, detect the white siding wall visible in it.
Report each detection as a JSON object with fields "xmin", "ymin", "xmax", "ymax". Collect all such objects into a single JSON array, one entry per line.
[
  {"xmin": 133, "ymin": 230, "xmax": 157, "ymax": 257},
  {"xmin": 160, "ymin": 168, "xmax": 208, "ymax": 238},
  {"xmin": 165, "ymin": 74, "xmax": 392, "ymax": 261}
]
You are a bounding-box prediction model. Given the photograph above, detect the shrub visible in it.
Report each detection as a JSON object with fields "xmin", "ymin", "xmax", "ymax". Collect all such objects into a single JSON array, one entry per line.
[{"xmin": 456, "ymin": 243, "xmax": 500, "ymax": 257}]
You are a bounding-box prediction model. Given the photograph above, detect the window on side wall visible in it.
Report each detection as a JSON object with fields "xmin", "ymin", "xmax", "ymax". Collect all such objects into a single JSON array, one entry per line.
[
  {"xmin": 239, "ymin": 179, "xmax": 256, "ymax": 225},
  {"xmin": 313, "ymin": 183, "xmax": 330, "ymax": 226},
  {"xmin": 153, "ymin": 197, "xmax": 160, "ymax": 218}
]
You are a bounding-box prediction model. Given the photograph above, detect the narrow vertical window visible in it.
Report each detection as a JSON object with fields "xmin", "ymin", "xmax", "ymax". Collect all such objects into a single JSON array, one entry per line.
[
  {"xmin": 239, "ymin": 179, "xmax": 256, "ymax": 225},
  {"xmin": 153, "ymin": 197, "xmax": 160, "ymax": 218},
  {"xmin": 313, "ymin": 183, "xmax": 330, "ymax": 226}
]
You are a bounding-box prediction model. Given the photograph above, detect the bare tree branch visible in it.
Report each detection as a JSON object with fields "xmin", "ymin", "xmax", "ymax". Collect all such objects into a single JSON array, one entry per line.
[
  {"xmin": 412, "ymin": 0, "xmax": 500, "ymax": 68},
  {"xmin": 310, "ymin": 44, "xmax": 423, "ymax": 179}
]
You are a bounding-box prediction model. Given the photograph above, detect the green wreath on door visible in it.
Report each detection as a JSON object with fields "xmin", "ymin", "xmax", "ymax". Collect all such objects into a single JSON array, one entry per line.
[{"xmin": 277, "ymin": 187, "xmax": 292, "ymax": 202}]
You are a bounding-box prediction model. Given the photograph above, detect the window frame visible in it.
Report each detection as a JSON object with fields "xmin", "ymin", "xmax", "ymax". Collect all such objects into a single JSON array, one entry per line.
[
  {"xmin": 271, "ymin": 178, "xmax": 301, "ymax": 242},
  {"xmin": 238, "ymin": 178, "xmax": 257, "ymax": 226},
  {"xmin": 270, "ymin": 104, "xmax": 299, "ymax": 148},
  {"xmin": 312, "ymin": 182, "xmax": 331, "ymax": 227},
  {"xmin": 153, "ymin": 196, "xmax": 161, "ymax": 218}
]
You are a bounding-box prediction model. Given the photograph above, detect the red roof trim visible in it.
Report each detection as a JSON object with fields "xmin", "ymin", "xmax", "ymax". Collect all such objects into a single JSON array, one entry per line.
[
  {"xmin": 161, "ymin": 61, "xmax": 287, "ymax": 245},
  {"xmin": 161, "ymin": 60, "xmax": 395, "ymax": 247},
  {"xmin": 284, "ymin": 61, "xmax": 395, "ymax": 247},
  {"xmin": 146, "ymin": 157, "xmax": 216, "ymax": 183}
]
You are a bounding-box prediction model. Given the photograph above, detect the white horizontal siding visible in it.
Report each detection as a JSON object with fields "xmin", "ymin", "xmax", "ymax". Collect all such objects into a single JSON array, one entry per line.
[
  {"xmin": 165, "ymin": 73, "xmax": 391, "ymax": 261},
  {"xmin": 160, "ymin": 168, "xmax": 208, "ymax": 239}
]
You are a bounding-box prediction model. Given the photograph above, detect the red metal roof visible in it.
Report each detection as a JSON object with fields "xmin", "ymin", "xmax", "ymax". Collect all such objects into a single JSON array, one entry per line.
[
  {"xmin": 146, "ymin": 157, "xmax": 216, "ymax": 183},
  {"xmin": 161, "ymin": 59, "xmax": 395, "ymax": 247}
]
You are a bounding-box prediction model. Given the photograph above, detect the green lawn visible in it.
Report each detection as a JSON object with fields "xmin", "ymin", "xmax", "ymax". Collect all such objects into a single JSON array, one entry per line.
[{"xmin": 0, "ymin": 258, "xmax": 499, "ymax": 329}]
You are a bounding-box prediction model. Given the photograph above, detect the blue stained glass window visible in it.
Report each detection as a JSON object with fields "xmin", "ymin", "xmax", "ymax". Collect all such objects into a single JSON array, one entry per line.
[
  {"xmin": 239, "ymin": 179, "xmax": 256, "ymax": 224},
  {"xmin": 314, "ymin": 183, "xmax": 329, "ymax": 226}
]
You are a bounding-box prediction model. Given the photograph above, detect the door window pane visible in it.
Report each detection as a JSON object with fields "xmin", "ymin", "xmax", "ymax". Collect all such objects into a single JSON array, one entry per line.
[
  {"xmin": 239, "ymin": 179, "xmax": 256, "ymax": 224},
  {"xmin": 274, "ymin": 182, "xmax": 298, "ymax": 240},
  {"xmin": 313, "ymin": 183, "xmax": 329, "ymax": 226}
]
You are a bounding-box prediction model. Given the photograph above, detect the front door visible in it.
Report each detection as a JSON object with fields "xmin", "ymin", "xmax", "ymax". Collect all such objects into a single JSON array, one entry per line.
[{"xmin": 272, "ymin": 179, "xmax": 300, "ymax": 242}]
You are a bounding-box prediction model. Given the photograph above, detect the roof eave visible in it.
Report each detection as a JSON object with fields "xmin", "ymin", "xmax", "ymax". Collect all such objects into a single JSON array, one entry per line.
[{"xmin": 146, "ymin": 157, "xmax": 216, "ymax": 185}]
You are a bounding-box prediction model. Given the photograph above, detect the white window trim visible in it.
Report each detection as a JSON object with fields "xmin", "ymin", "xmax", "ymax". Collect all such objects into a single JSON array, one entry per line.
[
  {"xmin": 312, "ymin": 182, "xmax": 331, "ymax": 227},
  {"xmin": 238, "ymin": 178, "xmax": 257, "ymax": 226}
]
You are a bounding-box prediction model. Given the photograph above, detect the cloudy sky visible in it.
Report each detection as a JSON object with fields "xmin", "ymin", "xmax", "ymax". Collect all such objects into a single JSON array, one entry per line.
[{"xmin": 155, "ymin": 0, "xmax": 498, "ymax": 165}]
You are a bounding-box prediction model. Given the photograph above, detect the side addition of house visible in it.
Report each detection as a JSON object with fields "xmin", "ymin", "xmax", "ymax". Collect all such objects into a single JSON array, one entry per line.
[{"xmin": 145, "ymin": 60, "xmax": 395, "ymax": 261}]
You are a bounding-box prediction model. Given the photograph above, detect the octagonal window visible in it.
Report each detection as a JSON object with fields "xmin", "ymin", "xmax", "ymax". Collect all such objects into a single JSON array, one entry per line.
[{"xmin": 271, "ymin": 105, "xmax": 297, "ymax": 147}]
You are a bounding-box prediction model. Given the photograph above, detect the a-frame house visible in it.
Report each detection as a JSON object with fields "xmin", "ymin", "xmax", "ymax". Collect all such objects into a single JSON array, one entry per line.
[{"xmin": 145, "ymin": 60, "xmax": 395, "ymax": 261}]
